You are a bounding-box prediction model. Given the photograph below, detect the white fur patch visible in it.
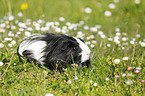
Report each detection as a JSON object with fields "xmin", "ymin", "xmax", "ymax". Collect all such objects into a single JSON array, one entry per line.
[
  {"xmin": 30, "ymin": 34, "xmax": 46, "ymax": 39},
  {"xmin": 18, "ymin": 40, "xmax": 47, "ymax": 64},
  {"xmin": 73, "ymin": 37, "xmax": 91, "ymax": 63}
]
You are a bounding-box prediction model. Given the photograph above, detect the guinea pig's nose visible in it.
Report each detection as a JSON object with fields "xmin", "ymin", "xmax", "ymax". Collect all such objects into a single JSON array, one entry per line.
[{"xmin": 86, "ymin": 53, "xmax": 89, "ymax": 55}]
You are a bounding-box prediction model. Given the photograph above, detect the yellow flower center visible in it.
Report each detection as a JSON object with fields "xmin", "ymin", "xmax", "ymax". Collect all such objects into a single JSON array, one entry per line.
[
  {"xmin": 116, "ymin": 61, "xmax": 119, "ymax": 63},
  {"xmin": 0, "ymin": 44, "xmax": 3, "ymax": 48},
  {"xmin": 6, "ymin": 21, "xmax": 9, "ymax": 24},
  {"xmin": 123, "ymin": 33, "xmax": 127, "ymax": 36},
  {"xmin": 21, "ymin": 3, "xmax": 28, "ymax": 10},
  {"xmin": 77, "ymin": 35, "xmax": 81, "ymax": 38},
  {"xmin": 141, "ymin": 43, "xmax": 145, "ymax": 47},
  {"xmin": 9, "ymin": 44, "xmax": 12, "ymax": 47}
]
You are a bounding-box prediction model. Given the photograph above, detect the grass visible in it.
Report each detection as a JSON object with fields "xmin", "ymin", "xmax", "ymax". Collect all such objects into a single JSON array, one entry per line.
[{"xmin": 0, "ymin": 0, "xmax": 145, "ymax": 95}]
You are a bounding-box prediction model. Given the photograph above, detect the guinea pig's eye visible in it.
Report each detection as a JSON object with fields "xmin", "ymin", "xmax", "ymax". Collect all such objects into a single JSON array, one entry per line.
[{"xmin": 74, "ymin": 47, "xmax": 79, "ymax": 50}]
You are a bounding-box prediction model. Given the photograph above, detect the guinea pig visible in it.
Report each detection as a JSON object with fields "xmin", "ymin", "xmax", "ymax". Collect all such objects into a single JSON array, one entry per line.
[{"xmin": 17, "ymin": 33, "xmax": 91, "ymax": 71}]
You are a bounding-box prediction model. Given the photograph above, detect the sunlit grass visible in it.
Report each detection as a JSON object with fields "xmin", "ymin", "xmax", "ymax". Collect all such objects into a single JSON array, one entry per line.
[{"xmin": 0, "ymin": 0, "xmax": 145, "ymax": 95}]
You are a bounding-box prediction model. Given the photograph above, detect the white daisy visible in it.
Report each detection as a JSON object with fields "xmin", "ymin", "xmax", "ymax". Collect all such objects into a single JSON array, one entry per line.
[
  {"xmin": 0, "ymin": 43, "xmax": 4, "ymax": 48},
  {"xmin": 104, "ymin": 11, "xmax": 112, "ymax": 16},
  {"xmin": 0, "ymin": 61, "xmax": 4, "ymax": 66},
  {"xmin": 84, "ymin": 8, "xmax": 92, "ymax": 14}
]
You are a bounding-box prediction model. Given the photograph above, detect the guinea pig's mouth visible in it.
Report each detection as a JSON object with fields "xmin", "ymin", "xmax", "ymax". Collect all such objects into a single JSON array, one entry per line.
[{"xmin": 80, "ymin": 59, "xmax": 90, "ymax": 68}]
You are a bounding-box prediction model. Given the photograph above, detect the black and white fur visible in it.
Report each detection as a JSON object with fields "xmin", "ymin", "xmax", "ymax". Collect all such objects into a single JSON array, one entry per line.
[{"xmin": 17, "ymin": 33, "xmax": 91, "ymax": 71}]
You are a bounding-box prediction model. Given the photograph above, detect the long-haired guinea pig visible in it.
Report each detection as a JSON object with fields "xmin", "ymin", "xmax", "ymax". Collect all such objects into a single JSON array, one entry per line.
[{"xmin": 17, "ymin": 33, "xmax": 91, "ymax": 71}]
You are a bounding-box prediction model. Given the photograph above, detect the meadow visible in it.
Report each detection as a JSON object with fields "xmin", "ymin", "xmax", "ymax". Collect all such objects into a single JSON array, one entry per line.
[{"xmin": 0, "ymin": 0, "xmax": 145, "ymax": 95}]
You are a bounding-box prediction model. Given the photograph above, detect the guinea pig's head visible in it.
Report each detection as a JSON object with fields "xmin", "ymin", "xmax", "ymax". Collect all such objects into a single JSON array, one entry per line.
[
  {"xmin": 44, "ymin": 35, "xmax": 91, "ymax": 70},
  {"xmin": 72, "ymin": 37, "xmax": 91, "ymax": 67}
]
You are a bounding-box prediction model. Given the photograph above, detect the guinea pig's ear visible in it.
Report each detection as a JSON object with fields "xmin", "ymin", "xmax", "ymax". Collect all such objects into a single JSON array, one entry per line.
[
  {"xmin": 73, "ymin": 37, "xmax": 84, "ymax": 42},
  {"xmin": 78, "ymin": 38, "xmax": 84, "ymax": 42}
]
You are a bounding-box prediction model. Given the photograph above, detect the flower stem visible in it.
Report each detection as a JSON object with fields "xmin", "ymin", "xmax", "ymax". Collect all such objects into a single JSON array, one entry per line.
[
  {"xmin": 3, "ymin": 0, "xmax": 7, "ymax": 12},
  {"xmin": 0, "ymin": 52, "xmax": 14, "ymax": 79},
  {"xmin": 6, "ymin": 0, "xmax": 12, "ymax": 15}
]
